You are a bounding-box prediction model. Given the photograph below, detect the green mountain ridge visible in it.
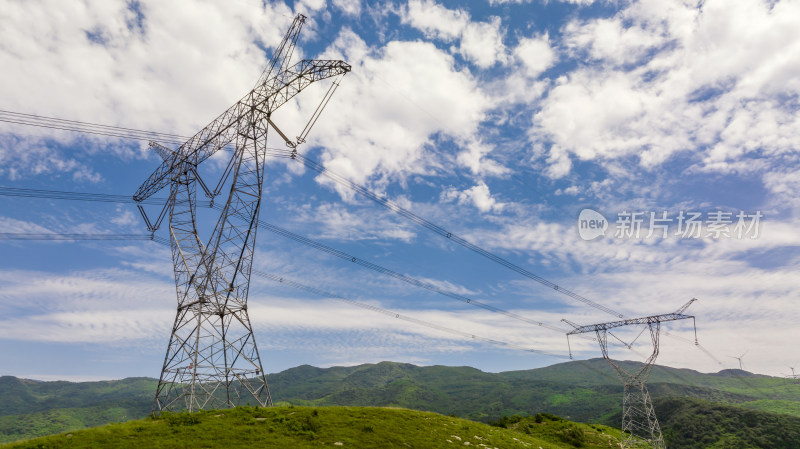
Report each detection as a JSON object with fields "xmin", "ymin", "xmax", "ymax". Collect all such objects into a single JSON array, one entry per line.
[
  {"xmin": 0, "ymin": 376, "xmax": 156, "ymax": 418},
  {"xmin": 2, "ymin": 359, "xmax": 798, "ymax": 446},
  {"xmin": 267, "ymin": 359, "xmax": 798, "ymax": 421}
]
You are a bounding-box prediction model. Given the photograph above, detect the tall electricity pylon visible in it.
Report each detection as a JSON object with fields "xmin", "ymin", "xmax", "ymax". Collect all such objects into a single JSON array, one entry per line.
[
  {"xmin": 133, "ymin": 14, "xmax": 350, "ymax": 413},
  {"xmin": 564, "ymin": 299, "xmax": 698, "ymax": 449}
]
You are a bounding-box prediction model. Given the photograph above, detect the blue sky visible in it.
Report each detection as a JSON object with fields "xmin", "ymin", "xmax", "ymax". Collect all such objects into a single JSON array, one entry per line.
[{"xmin": 1, "ymin": 0, "xmax": 799, "ymax": 382}]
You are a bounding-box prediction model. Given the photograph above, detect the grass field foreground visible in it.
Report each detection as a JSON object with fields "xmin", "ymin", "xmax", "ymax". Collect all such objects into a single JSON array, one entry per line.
[{"xmin": 2, "ymin": 405, "xmax": 630, "ymax": 449}]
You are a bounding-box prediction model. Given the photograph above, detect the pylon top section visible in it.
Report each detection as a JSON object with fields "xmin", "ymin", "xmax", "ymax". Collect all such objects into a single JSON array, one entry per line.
[{"xmin": 132, "ymin": 13, "xmax": 350, "ymax": 203}]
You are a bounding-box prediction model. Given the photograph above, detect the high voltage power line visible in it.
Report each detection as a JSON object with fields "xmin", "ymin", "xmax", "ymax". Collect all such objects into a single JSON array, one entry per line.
[
  {"xmin": 0, "ymin": 109, "xmax": 191, "ymax": 145},
  {"xmin": 2, "ymin": 111, "xmax": 777, "ymax": 399},
  {"xmin": 219, "ymin": 204, "xmax": 572, "ymax": 334},
  {"xmin": 1, "ymin": 232, "xmax": 753, "ymax": 403},
  {"xmin": 0, "ymin": 188, "xmax": 719, "ymax": 375},
  {"xmin": 0, "ymin": 186, "xmax": 573, "ymax": 335},
  {"xmin": 250, "ymin": 269, "xmax": 569, "ymax": 358},
  {"xmin": 0, "ymin": 230, "xmax": 775, "ymax": 399},
  {"xmin": 0, "ymin": 233, "xmax": 153, "ymax": 241},
  {"xmin": 292, "ymin": 153, "xmax": 625, "ymax": 319},
  {"xmin": 0, "ymin": 186, "xmax": 171, "ymax": 205},
  {"xmin": 0, "ymin": 110, "xmax": 624, "ymax": 318},
  {"xmin": 0, "ymin": 231, "xmax": 568, "ymax": 359}
]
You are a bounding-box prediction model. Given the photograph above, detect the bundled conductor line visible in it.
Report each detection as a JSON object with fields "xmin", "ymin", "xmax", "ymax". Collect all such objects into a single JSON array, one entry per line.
[
  {"xmin": 1, "ymin": 107, "xmax": 624, "ymax": 318},
  {"xmin": 220, "ymin": 204, "xmax": 576, "ymax": 335},
  {"xmin": 0, "ymin": 186, "xmax": 574, "ymax": 335},
  {"xmin": 292, "ymin": 153, "xmax": 625, "ymax": 319},
  {"xmin": 2, "ymin": 109, "xmax": 622, "ymax": 318},
  {"xmin": 1, "ymin": 111, "xmax": 777, "ymax": 399},
  {"xmin": 0, "ymin": 233, "xmax": 153, "ymax": 241},
  {"xmin": 0, "ymin": 109, "xmax": 190, "ymax": 145},
  {"xmin": 250, "ymin": 269, "xmax": 569, "ymax": 358}
]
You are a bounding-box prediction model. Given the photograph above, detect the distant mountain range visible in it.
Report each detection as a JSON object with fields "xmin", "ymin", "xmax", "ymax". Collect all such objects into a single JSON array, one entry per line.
[
  {"xmin": 268, "ymin": 358, "xmax": 800, "ymax": 422},
  {"xmin": 2, "ymin": 358, "xmax": 799, "ymax": 447}
]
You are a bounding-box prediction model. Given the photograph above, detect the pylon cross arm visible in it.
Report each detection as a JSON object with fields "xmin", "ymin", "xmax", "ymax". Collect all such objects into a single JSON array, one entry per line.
[
  {"xmin": 567, "ymin": 312, "xmax": 694, "ymax": 335},
  {"xmin": 133, "ymin": 59, "xmax": 350, "ymax": 202}
]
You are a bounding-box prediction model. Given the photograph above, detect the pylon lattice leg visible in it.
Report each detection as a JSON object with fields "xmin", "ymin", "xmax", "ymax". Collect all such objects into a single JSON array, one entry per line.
[
  {"xmin": 153, "ymin": 123, "xmax": 272, "ymax": 413},
  {"xmin": 620, "ymin": 380, "xmax": 665, "ymax": 449},
  {"xmin": 596, "ymin": 323, "xmax": 666, "ymax": 449}
]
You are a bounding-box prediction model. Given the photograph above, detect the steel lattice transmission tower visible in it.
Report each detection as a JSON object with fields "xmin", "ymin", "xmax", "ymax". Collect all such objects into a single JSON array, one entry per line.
[
  {"xmin": 133, "ymin": 15, "xmax": 350, "ymax": 413},
  {"xmin": 564, "ymin": 299, "xmax": 698, "ymax": 449}
]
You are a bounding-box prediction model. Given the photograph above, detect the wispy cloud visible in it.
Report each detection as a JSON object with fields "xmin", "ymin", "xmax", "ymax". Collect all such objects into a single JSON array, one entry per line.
[{"xmin": 532, "ymin": 0, "xmax": 800, "ymax": 198}]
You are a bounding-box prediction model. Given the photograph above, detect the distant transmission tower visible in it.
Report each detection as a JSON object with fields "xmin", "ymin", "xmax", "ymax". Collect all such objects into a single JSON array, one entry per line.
[
  {"xmin": 564, "ymin": 299, "xmax": 698, "ymax": 449},
  {"xmin": 133, "ymin": 14, "xmax": 350, "ymax": 413}
]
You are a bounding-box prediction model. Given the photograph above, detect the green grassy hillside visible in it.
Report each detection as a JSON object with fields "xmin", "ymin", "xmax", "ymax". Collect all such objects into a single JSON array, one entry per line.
[{"xmin": 1, "ymin": 406, "xmax": 631, "ymax": 449}]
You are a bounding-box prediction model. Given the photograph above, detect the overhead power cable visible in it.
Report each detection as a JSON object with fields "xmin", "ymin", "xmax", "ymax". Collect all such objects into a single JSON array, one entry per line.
[
  {"xmin": 1, "ymin": 223, "xmax": 757, "ymax": 389},
  {"xmin": 0, "ymin": 109, "xmax": 191, "ymax": 145},
  {"xmin": 3, "ymin": 192, "xmax": 771, "ymax": 396},
  {"xmin": 2, "ymin": 109, "xmax": 622, "ymax": 318},
  {"xmin": 0, "ymin": 234, "xmax": 711, "ymax": 389},
  {"xmin": 0, "ymin": 186, "xmax": 170, "ymax": 205},
  {"xmin": 0, "ymin": 112, "xmax": 779, "ymax": 381},
  {"xmin": 248, "ymin": 272, "xmax": 625, "ymax": 381},
  {"xmin": 4, "ymin": 228, "xmax": 570, "ymax": 358},
  {"xmin": 0, "ymin": 233, "xmax": 154, "ymax": 241},
  {"xmin": 146, "ymin": 235, "xmax": 570, "ymax": 358},
  {"xmin": 217, "ymin": 204, "xmax": 571, "ymax": 334},
  {"xmin": 250, "ymin": 269, "xmax": 570, "ymax": 359},
  {"xmin": 292, "ymin": 153, "xmax": 625, "ymax": 319},
  {"xmin": 6, "ymin": 112, "xmax": 766, "ymax": 386},
  {"xmin": 0, "ymin": 175, "xmax": 678, "ymax": 363},
  {"xmin": 0, "ymin": 186, "xmax": 571, "ymax": 334}
]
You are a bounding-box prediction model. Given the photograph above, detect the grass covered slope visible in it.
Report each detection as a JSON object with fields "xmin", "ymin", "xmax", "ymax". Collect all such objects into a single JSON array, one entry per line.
[{"xmin": 2, "ymin": 406, "xmax": 630, "ymax": 449}]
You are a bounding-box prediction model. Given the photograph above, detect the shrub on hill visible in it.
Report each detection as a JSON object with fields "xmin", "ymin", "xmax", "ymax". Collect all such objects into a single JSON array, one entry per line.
[{"xmin": 490, "ymin": 412, "xmax": 621, "ymax": 448}]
